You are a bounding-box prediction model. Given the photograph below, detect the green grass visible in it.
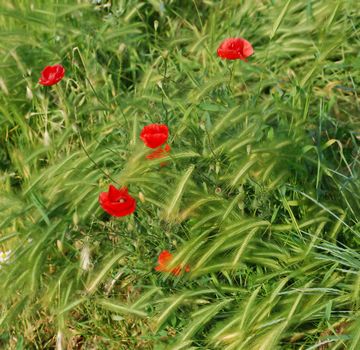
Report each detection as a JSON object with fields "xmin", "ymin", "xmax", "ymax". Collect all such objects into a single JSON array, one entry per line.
[{"xmin": 0, "ymin": 0, "xmax": 359, "ymax": 349}]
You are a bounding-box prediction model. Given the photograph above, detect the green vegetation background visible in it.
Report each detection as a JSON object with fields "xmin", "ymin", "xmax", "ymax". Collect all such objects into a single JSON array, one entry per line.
[{"xmin": 0, "ymin": 0, "xmax": 359, "ymax": 349}]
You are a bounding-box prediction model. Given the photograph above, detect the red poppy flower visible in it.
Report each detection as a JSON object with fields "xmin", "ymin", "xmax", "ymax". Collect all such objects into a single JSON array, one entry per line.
[
  {"xmin": 140, "ymin": 124, "xmax": 169, "ymax": 149},
  {"xmin": 39, "ymin": 64, "xmax": 65, "ymax": 86},
  {"xmin": 146, "ymin": 144, "xmax": 171, "ymax": 161},
  {"xmin": 99, "ymin": 185, "xmax": 136, "ymax": 217},
  {"xmin": 217, "ymin": 38, "xmax": 254, "ymax": 61},
  {"xmin": 155, "ymin": 250, "xmax": 190, "ymax": 276}
]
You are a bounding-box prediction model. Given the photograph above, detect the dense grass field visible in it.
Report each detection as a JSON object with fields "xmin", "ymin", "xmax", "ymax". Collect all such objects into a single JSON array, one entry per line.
[{"xmin": 1, "ymin": 0, "xmax": 360, "ymax": 349}]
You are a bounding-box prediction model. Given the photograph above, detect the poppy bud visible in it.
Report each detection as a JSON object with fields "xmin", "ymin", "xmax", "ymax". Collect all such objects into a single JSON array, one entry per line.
[
  {"xmin": 154, "ymin": 20, "xmax": 159, "ymax": 32},
  {"xmin": 43, "ymin": 130, "xmax": 51, "ymax": 146},
  {"xmin": 162, "ymin": 50, "xmax": 169, "ymax": 59},
  {"xmin": 139, "ymin": 192, "xmax": 146, "ymax": 203},
  {"xmin": 26, "ymin": 86, "xmax": 33, "ymax": 100},
  {"xmin": 56, "ymin": 240, "xmax": 63, "ymax": 253}
]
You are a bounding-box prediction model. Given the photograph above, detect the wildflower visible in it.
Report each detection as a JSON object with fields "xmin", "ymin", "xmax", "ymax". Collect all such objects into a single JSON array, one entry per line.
[
  {"xmin": 146, "ymin": 144, "xmax": 171, "ymax": 166},
  {"xmin": 99, "ymin": 185, "xmax": 136, "ymax": 217},
  {"xmin": 155, "ymin": 250, "xmax": 190, "ymax": 276},
  {"xmin": 140, "ymin": 123, "xmax": 169, "ymax": 149},
  {"xmin": 39, "ymin": 64, "xmax": 65, "ymax": 86},
  {"xmin": 217, "ymin": 38, "xmax": 254, "ymax": 61}
]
